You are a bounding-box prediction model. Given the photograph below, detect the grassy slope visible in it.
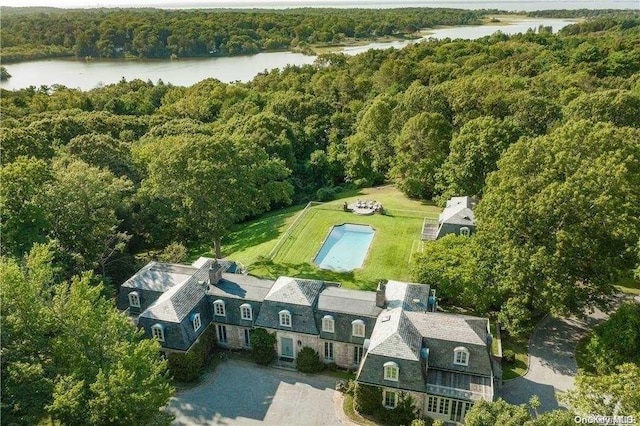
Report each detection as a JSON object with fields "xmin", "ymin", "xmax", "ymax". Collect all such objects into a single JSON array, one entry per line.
[{"xmin": 190, "ymin": 186, "xmax": 440, "ymax": 290}]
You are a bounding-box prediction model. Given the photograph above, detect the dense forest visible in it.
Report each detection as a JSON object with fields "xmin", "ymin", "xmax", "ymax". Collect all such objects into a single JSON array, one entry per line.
[
  {"xmin": 0, "ymin": 7, "xmax": 487, "ymax": 62},
  {"xmin": 2, "ymin": 9, "xmax": 640, "ymax": 424}
]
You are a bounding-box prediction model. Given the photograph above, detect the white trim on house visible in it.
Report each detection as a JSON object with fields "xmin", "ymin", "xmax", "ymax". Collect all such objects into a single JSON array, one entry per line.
[
  {"xmin": 383, "ymin": 361, "xmax": 399, "ymax": 381},
  {"xmin": 383, "ymin": 390, "xmax": 398, "ymax": 409},
  {"xmin": 453, "ymin": 346, "xmax": 470, "ymax": 366},
  {"xmin": 213, "ymin": 299, "xmax": 226, "ymax": 316},
  {"xmin": 322, "ymin": 315, "xmax": 335, "ymax": 333},
  {"xmin": 192, "ymin": 313, "xmax": 202, "ymax": 331},
  {"xmin": 240, "ymin": 303, "xmax": 252, "ymax": 321},
  {"xmin": 352, "ymin": 319, "xmax": 365, "ymax": 337},
  {"xmin": 279, "ymin": 310, "xmax": 292, "ymax": 327},
  {"xmin": 151, "ymin": 323, "xmax": 165, "ymax": 342},
  {"xmin": 128, "ymin": 291, "xmax": 140, "ymax": 307}
]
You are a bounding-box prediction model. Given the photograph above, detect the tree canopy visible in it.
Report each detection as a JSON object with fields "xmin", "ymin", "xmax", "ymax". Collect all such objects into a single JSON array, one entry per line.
[{"xmin": 0, "ymin": 243, "xmax": 174, "ymax": 425}]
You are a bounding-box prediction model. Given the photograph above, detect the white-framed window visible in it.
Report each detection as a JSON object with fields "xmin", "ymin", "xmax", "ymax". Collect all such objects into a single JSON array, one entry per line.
[
  {"xmin": 279, "ymin": 310, "xmax": 291, "ymax": 327},
  {"xmin": 128, "ymin": 291, "xmax": 140, "ymax": 308},
  {"xmin": 383, "ymin": 361, "xmax": 399, "ymax": 381},
  {"xmin": 151, "ymin": 324, "xmax": 165, "ymax": 342},
  {"xmin": 217, "ymin": 324, "xmax": 227, "ymax": 344},
  {"xmin": 324, "ymin": 341, "xmax": 334, "ymax": 361},
  {"xmin": 240, "ymin": 303, "xmax": 252, "ymax": 321},
  {"xmin": 322, "ymin": 315, "xmax": 334, "ymax": 333},
  {"xmin": 460, "ymin": 227, "xmax": 470, "ymax": 236},
  {"xmin": 352, "ymin": 319, "xmax": 365, "ymax": 337},
  {"xmin": 453, "ymin": 346, "xmax": 470, "ymax": 366},
  {"xmin": 438, "ymin": 397, "xmax": 450, "ymax": 415},
  {"xmin": 243, "ymin": 329, "xmax": 251, "ymax": 347},
  {"xmin": 192, "ymin": 313, "xmax": 202, "ymax": 331},
  {"xmin": 383, "ymin": 390, "xmax": 397, "ymax": 409},
  {"xmin": 427, "ymin": 396, "xmax": 438, "ymax": 413},
  {"xmin": 353, "ymin": 346, "xmax": 364, "ymax": 365},
  {"xmin": 213, "ymin": 299, "xmax": 226, "ymax": 316}
]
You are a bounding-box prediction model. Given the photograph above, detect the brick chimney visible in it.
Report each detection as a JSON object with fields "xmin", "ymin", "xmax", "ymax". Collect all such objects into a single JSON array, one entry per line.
[{"xmin": 376, "ymin": 280, "xmax": 387, "ymax": 308}]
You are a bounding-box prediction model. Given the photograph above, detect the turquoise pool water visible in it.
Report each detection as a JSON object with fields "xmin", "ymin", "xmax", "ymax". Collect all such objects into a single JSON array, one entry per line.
[{"xmin": 314, "ymin": 224, "xmax": 375, "ymax": 272}]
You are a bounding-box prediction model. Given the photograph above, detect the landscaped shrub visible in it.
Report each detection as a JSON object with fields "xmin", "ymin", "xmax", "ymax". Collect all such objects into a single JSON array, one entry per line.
[
  {"xmin": 250, "ymin": 328, "xmax": 276, "ymax": 365},
  {"xmin": 353, "ymin": 383, "xmax": 382, "ymax": 415},
  {"xmin": 296, "ymin": 346, "xmax": 325, "ymax": 373},
  {"xmin": 316, "ymin": 186, "xmax": 337, "ymax": 201},
  {"xmin": 378, "ymin": 393, "xmax": 418, "ymax": 426},
  {"xmin": 336, "ymin": 379, "xmax": 356, "ymax": 395},
  {"xmin": 167, "ymin": 324, "xmax": 217, "ymax": 382},
  {"xmin": 502, "ymin": 349, "xmax": 516, "ymax": 363}
]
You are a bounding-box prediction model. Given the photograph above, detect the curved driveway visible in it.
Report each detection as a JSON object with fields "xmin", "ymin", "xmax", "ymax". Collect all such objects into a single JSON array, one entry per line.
[{"xmin": 499, "ymin": 310, "xmax": 608, "ymax": 412}]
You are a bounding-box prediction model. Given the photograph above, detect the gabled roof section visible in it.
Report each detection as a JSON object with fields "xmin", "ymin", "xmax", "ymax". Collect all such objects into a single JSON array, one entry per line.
[
  {"xmin": 439, "ymin": 196, "xmax": 476, "ymax": 226},
  {"xmin": 317, "ymin": 287, "xmax": 382, "ymax": 317},
  {"xmin": 121, "ymin": 261, "xmax": 199, "ymax": 292},
  {"xmin": 367, "ymin": 308, "xmax": 422, "ymax": 361},
  {"xmin": 264, "ymin": 276, "xmax": 325, "ymax": 306}
]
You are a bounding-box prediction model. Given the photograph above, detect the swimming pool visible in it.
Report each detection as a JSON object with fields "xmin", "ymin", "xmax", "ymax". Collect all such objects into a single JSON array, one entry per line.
[{"xmin": 314, "ymin": 224, "xmax": 375, "ymax": 272}]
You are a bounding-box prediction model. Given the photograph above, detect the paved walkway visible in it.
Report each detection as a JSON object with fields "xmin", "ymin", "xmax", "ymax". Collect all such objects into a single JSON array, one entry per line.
[
  {"xmin": 499, "ymin": 308, "xmax": 609, "ymax": 412},
  {"xmin": 167, "ymin": 360, "xmax": 348, "ymax": 425}
]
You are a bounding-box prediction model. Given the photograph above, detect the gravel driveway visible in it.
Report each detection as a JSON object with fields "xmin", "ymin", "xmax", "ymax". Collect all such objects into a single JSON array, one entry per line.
[
  {"xmin": 166, "ymin": 360, "xmax": 346, "ymax": 426},
  {"xmin": 499, "ymin": 309, "xmax": 608, "ymax": 412}
]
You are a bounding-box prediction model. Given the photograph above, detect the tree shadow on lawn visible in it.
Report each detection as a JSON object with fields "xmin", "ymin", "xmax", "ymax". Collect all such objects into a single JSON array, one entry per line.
[{"xmin": 249, "ymin": 258, "xmax": 379, "ymax": 291}]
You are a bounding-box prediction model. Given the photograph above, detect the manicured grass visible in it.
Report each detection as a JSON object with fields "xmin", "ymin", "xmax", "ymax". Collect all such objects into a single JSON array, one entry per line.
[
  {"xmin": 615, "ymin": 277, "xmax": 640, "ymax": 295},
  {"xmin": 489, "ymin": 323, "xmax": 502, "ymax": 357},
  {"xmin": 501, "ymin": 334, "xmax": 529, "ymax": 380},
  {"xmin": 192, "ymin": 186, "xmax": 440, "ymax": 290}
]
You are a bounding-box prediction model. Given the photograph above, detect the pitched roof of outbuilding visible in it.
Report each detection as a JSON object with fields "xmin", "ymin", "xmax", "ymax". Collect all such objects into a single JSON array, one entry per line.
[{"xmin": 439, "ymin": 196, "xmax": 476, "ymax": 226}]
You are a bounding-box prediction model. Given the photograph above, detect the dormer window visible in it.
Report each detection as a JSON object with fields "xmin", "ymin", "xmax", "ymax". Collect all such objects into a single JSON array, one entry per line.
[
  {"xmin": 128, "ymin": 291, "xmax": 140, "ymax": 308},
  {"xmin": 383, "ymin": 361, "xmax": 399, "ymax": 381},
  {"xmin": 352, "ymin": 319, "xmax": 365, "ymax": 337},
  {"xmin": 279, "ymin": 310, "xmax": 291, "ymax": 327},
  {"xmin": 460, "ymin": 227, "xmax": 470, "ymax": 236},
  {"xmin": 454, "ymin": 346, "xmax": 470, "ymax": 366},
  {"xmin": 322, "ymin": 315, "xmax": 335, "ymax": 333},
  {"xmin": 151, "ymin": 324, "xmax": 165, "ymax": 342},
  {"xmin": 192, "ymin": 313, "xmax": 202, "ymax": 331},
  {"xmin": 213, "ymin": 299, "xmax": 226, "ymax": 316},
  {"xmin": 240, "ymin": 303, "xmax": 252, "ymax": 321}
]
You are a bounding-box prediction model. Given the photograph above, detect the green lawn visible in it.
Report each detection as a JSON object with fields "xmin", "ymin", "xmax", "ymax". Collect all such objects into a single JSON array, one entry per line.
[
  {"xmin": 501, "ymin": 334, "xmax": 529, "ymax": 380},
  {"xmin": 191, "ymin": 186, "xmax": 440, "ymax": 290}
]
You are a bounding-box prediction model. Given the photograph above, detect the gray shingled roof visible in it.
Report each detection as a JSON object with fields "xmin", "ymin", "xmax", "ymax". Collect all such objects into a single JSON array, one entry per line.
[
  {"xmin": 121, "ymin": 262, "xmax": 198, "ymax": 292},
  {"xmin": 367, "ymin": 308, "xmax": 422, "ymax": 360},
  {"xmin": 264, "ymin": 276, "xmax": 325, "ymax": 305},
  {"xmin": 384, "ymin": 280, "xmax": 431, "ymax": 311},
  {"xmin": 406, "ymin": 311, "xmax": 492, "ymax": 376},
  {"xmin": 357, "ymin": 353, "xmax": 426, "ymax": 393},
  {"xmin": 139, "ymin": 276, "xmax": 207, "ymax": 323},
  {"xmin": 209, "ymin": 273, "xmax": 274, "ymax": 301},
  {"xmin": 317, "ymin": 287, "xmax": 382, "ymax": 317}
]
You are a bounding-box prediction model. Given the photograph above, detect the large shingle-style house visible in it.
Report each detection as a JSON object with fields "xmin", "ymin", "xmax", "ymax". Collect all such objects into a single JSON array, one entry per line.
[
  {"xmin": 435, "ymin": 196, "xmax": 477, "ymax": 240},
  {"xmin": 119, "ymin": 257, "xmax": 495, "ymax": 424}
]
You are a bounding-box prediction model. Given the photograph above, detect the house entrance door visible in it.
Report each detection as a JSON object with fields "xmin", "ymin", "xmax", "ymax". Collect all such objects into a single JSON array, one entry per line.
[{"xmin": 281, "ymin": 337, "xmax": 294, "ymax": 359}]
